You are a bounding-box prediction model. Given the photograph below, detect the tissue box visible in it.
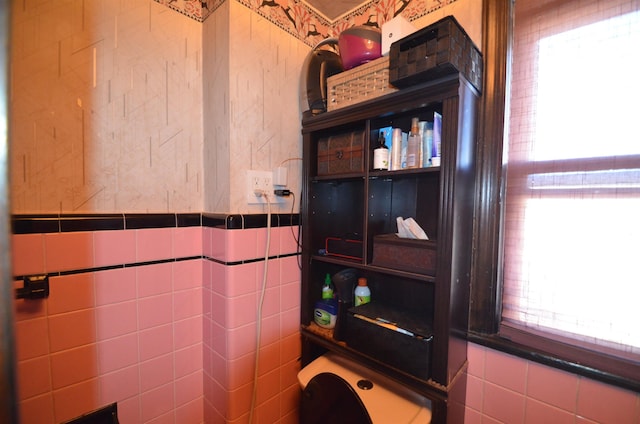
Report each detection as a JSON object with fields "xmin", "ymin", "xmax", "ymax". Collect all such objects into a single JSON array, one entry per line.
[
  {"xmin": 371, "ymin": 234, "xmax": 437, "ymax": 275},
  {"xmin": 382, "ymin": 15, "xmax": 417, "ymax": 56}
]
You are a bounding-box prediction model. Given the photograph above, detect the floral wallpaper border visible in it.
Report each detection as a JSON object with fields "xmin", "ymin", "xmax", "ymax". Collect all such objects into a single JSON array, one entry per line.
[{"xmin": 152, "ymin": 0, "xmax": 458, "ymax": 46}]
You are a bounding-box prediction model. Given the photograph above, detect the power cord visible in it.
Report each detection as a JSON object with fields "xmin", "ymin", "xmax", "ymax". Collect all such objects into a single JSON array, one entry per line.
[{"xmin": 249, "ymin": 190, "xmax": 271, "ymax": 423}]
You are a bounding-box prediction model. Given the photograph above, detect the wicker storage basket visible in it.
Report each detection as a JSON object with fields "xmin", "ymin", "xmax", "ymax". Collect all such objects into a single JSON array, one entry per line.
[
  {"xmin": 327, "ymin": 56, "xmax": 398, "ymax": 111},
  {"xmin": 389, "ymin": 16, "xmax": 483, "ymax": 93}
]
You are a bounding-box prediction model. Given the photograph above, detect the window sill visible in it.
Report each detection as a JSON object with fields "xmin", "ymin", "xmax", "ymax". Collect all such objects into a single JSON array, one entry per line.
[{"xmin": 467, "ymin": 331, "xmax": 640, "ymax": 393}]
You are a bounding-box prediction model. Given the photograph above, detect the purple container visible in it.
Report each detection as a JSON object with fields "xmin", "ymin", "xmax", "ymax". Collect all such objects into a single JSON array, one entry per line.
[{"xmin": 338, "ymin": 26, "xmax": 382, "ymax": 70}]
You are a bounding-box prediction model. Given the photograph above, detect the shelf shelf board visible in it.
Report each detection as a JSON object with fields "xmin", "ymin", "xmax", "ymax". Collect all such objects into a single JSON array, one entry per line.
[
  {"xmin": 310, "ymin": 254, "xmax": 436, "ymax": 282},
  {"xmin": 300, "ymin": 323, "xmax": 449, "ymax": 399}
]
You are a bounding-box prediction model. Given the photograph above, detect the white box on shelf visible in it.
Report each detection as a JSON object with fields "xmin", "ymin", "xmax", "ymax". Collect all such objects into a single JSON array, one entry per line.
[{"xmin": 382, "ymin": 15, "xmax": 417, "ymax": 56}]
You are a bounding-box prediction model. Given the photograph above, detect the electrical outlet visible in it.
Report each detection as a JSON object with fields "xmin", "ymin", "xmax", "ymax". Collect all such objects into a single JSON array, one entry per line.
[{"xmin": 246, "ymin": 170, "xmax": 281, "ymax": 204}]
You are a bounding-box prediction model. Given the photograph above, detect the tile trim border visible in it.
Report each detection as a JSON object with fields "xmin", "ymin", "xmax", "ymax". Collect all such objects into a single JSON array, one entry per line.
[{"xmin": 12, "ymin": 213, "xmax": 300, "ymax": 234}]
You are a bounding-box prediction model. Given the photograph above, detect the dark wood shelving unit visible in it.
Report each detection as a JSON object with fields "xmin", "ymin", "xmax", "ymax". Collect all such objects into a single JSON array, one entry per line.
[{"xmin": 300, "ymin": 73, "xmax": 479, "ymax": 424}]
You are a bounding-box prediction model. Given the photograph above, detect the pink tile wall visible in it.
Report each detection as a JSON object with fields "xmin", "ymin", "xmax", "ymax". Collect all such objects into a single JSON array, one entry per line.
[
  {"xmin": 17, "ymin": 220, "xmax": 636, "ymax": 424},
  {"xmin": 12, "ymin": 228, "xmax": 204, "ymax": 424},
  {"xmin": 465, "ymin": 343, "xmax": 640, "ymax": 424},
  {"xmin": 202, "ymin": 225, "xmax": 301, "ymax": 424}
]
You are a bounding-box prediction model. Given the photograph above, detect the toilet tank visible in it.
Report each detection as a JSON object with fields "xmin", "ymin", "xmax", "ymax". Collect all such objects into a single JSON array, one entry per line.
[{"xmin": 298, "ymin": 353, "xmax": 432, "ymax": 423}]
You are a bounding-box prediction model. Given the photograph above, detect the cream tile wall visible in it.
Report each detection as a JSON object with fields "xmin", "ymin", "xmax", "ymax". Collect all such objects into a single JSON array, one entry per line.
[
  {"xmin": 10, "ymin": 0, "xmax": 474, "ymax": 216},
  {"xmin": 225, "ymin": 1, "xmax": 308, "ymax": 214},
  {"xmin": 10, "ymin": 0, "xmax": 204, "ymax": 213}
]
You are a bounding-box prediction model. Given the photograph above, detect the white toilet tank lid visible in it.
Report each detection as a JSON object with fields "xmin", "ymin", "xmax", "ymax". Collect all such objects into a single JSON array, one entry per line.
[{"xmin": 298, "ymin": 352, "xmax": 432, "ymax": 423}]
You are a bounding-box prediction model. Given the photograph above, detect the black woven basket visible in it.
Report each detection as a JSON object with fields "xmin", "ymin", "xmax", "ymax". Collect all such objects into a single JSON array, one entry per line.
[{"xmin": 389, "ymin": 15, "xmax": 483, "ymax": 93}]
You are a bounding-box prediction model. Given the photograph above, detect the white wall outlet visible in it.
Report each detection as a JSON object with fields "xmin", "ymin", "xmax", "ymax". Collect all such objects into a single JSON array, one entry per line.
[{"xmin": 246, "ymin": 170, "xmax": 281, "ymax": 204}]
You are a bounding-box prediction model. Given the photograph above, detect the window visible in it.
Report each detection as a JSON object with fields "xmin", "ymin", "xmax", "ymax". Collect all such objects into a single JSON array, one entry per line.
[{"xmin": 471, "ymin": 0, "xmax": 640, "ymax": 389}]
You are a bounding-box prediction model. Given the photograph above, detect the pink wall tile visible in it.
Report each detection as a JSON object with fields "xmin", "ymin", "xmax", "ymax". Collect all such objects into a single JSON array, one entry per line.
[
  {"xmin": 255, "ymin": 391, "xmax": 280, "ymax": 424},
  {"xmin": 223, "ymin": 262, "xmax": 258, "ymax": 297},
  {"xmin": 94, "ymin": 267, "xmax": 137, "ymax": 306},
  {"xmin": 280, "ymin": 307, "xmax": 300, "ymax": 338},
  {"xmin": 280, "ymin": 254, "xmax": 301, "ymax": 284},
  {"xmin": 209, "ymin": 227, "xmax": 225, "ymax": 261},
  {"xmin": 484, "ymin": 348, "xmax": 527, "ymax": 393},
  {"xmin": 280, "ymin": 389, "xmax": 301, "ymax": 424},
  {"xmin": 526, "ymin": 361, "xmax": 578, "ymax": 411},
  {"xmin": 227, "ymin": 355, "xmax": 254, "ymax": 391},
  {"xmin": 211, "ymin": 350, "xmax": 229, "ymax": 390},
  {"xmin": 482, "ymin": 382, "xmax": 526, "ymax": 423},
  {"xmin": 97, "ymin": 333, "xmax": 139, "ymax": 374},
  {"xmin": 12, "ymin": 233, "xmax": 45, "ymax": 275},
  {"xmin": 576, "ymin": 417, "xmax": 601, "ymax": 424},
  {"xmin": 44, "ymin": 231, "xmax": 94, "ymax": 272},
  {"xmin": 261, "ymin": 286, "xmax": 281, "ymax": 318},
  {"xmin": 174, "ymin": 226, "xmax": 203, "ymax": 257},
  {"xmin": 211, "ymin": 291, "xmax": 227, "ymax": 327},
  {"xmin": 577, "ymin": 377, "xmax": 639, "ymax": 424},
  {"xmin": 146, "ymin": 411, "xmax": 175, "ymax": 424},
  {"xmin": 226, "ymin": 228, "xmax": 259, "ymax": 262},
  {"xmin": 98, "ymin": 365, "xmax": 140, "ymax": 405},
  {"xmin": 95, "ymin": 301, "xmax": 138, "ymax": 340},
  {"xmin": 94, "ymin": 229, "xmax": 136, "ymax": 267},
  {"xmin": 280, "ymin": 333, "xmax": 300, "ymax": 364},
  {"xmin": 175, "ymin": 370, "xmax": 203, "ymax": 407},
  {"xmin": 279, "ymin": 357, "xmax": 301, "ymax": 391},
  {"xmin": 255, "ymin": 256, "xmax": 280, "ymax": 290},
  {"xmin": 47, "ymin": 273, "xmax": 95, "ymax": 315},
  {"xmin": 202, "ymin": 259, "xmax": 214, "ymax": 291},
  {"xmin": 50, "ymin": 344, "xmax": 99, "ymax": 389},
  {"xmin": 203, "ymin": 344, "xmax": 214, "ymax": 378},
  {"xmin": 257, "ymin": 341, "xmax": 280, "ymax": 376},
  {"xmin": 203, "ymin": 311, "xmax": 213, "ymax": 349},
  {"xmin": 174, "ymin": 287, "xmax": 202, "ymax": 320},
  {"xmin": 138, "ymin": 293, "xmax": 173, "ymax": 329},
  {"xmin": 226, "ymin": 325, "xmax": 256, "ymax": 360},
  {"xmin": 13, "ymin": 286, "xmax": 47, "ymax": 321},
  {"xmin": 19, "ymin": 393, "xmax": 55, "ymax": 424},
  {"xmin": 464, "ymin": 407, "xmax": 483, "ymax": 424},
  {"xmin": 140, "ymin": 354, "xmax": 174, "ymax": 392},
  {"xmin": 15, "ymin": 317, "xmax": 49, "ymax": 360},
  {"xmin": 259, "ymin": 315, "xmax": 281, "ymax": 347},
  {"xmin": 175, "ymin": 397, "xmax": 204, "ymax": 424},
  {"xmin": 137, "ymin": 262, "xmax": 173, "ymax": 298},
  {"xmin": 136, "ymin": 228, "xmax": 173, "ymax": 263},
  {"xmin": 48, "ymin": 308, "xmax": 96, "ymax": 353},
  {"xmin": 174, "ymin": 315, "xmax": 203, "ymax": 350},
  {"xmin": 173, "ymin": 258, "xmax": 203, "ymax": 291},
  {"xmin": 226, "ymin": 293, "xmax": 258, "ymax": 328},
  {"xmin": 17, "ymin": 356, "xmax": 51, "ymax": 400},
  {"xmin": 211, "ymin": 320, "xmax": 227, "ymax": 357},
  {"xmin": 138, "ymin": 324, "xmax": 173, "ymax": 362},
  {"xmin": 140, "ymin": 383, "xmax": 174, "ymax": 422},
  {"xmin": 525, "ymin": 398, "xmax": 575, "ymax": 424},
  {"xmin": 280, "ymin": 280, "xmax": 300, "ymax": 312},
  {"xmin": 209, "ymin": 260, "xmax": 225, "ymax": 294},
  {"xmin": 465, "ymin": 373, "xmax": 483, "ymax": 412},
  {"xmin": 52, "ymin": 378, "xmax": 100, "ymax": 423},
  {"xmin": 117, "ymin": 396, "xmax": 142, "ymax": 423},
  {"xmin": 466, "ymin": 342, "xmax": 485, "ymax": 378},
  {"xmin": 175, "ymin": 343, "xmax": 203, "ymax": 378},
  {"xmin": 279, "ymin": 226, "xmax": 300, "ymax": 256},
  {"xmin": 256, "ymin": 226, "xmax": 280, "ymax": 258}
]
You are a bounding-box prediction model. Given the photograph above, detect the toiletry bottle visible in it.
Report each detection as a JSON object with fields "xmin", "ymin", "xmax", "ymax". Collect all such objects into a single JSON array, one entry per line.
[
  {"xmin": 406, "ymin": 117, "xmax": 421, "ymax": 168},
  {"xmin": 322, "ymin": 273, "xmax": 334, "ymax": 299},
  {"xmin": 354, "ymin": 277, "xmax": 371, "ymax": 306},
  {"xmin": 372, "ymin": 130, "xmax": 389, "ymax": 170}
]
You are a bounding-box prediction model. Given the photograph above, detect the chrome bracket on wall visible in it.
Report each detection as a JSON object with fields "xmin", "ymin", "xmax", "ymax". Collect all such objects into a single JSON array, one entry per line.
[{"xmin": 15, "ymin": 275, "xmax": 49, "ymax": 300}]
